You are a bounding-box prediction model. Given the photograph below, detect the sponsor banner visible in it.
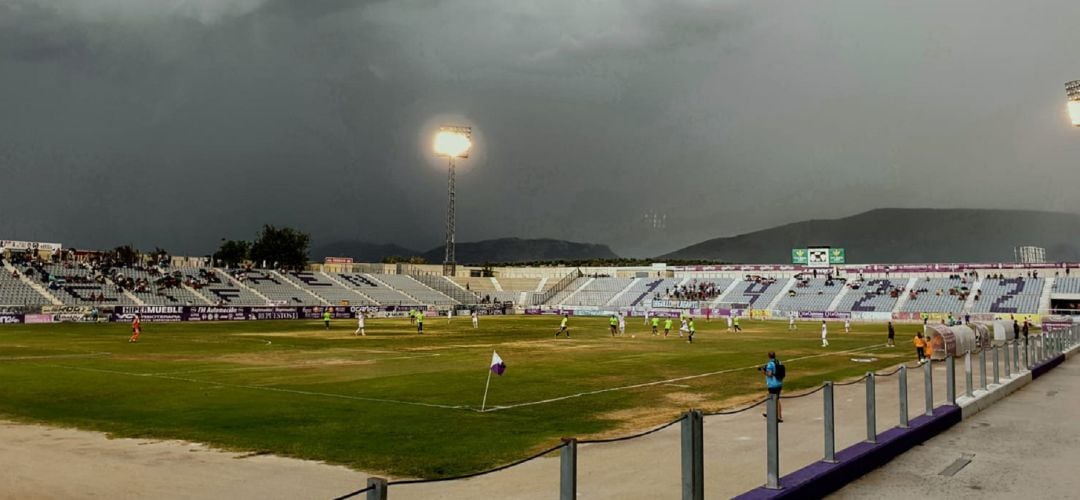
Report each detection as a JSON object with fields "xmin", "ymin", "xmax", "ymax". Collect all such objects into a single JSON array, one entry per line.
[
  {"xmin": 324, "ymin": 257, "xmax": 354, "ymax": 264},
  {"xmin": 25, "ymin": 314, "xmax": 54, "ymax": 324},
  {"xmin": 651, "ymin": 299, "xmax": 708, "ymax": 310},
  {"xmin": 791, "ymin": 249, "xmax": 808, "ymax": 265},
  {"xmin": 0, "ymin": 313, "xmax": 25, "ymax": 324},
  {"xmin": 797, "ymin": 311, "xmax": 852, "ymax": 320},
  {"xmin": 41, "ymin": 305, "xmax": 94, "ymax": 315},
  {"xmin": 850, "ymin": 311, "xmax": 892, "ymax": 322},
  {"xmin": 0, "ymin": 240, "xmax": 62, "ymax": 251}
]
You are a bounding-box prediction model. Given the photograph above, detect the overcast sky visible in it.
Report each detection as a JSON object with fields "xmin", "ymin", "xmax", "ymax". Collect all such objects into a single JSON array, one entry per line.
[{"xmin": 3, "ymin": 0, "xmax": 1080, "ymax": 257}]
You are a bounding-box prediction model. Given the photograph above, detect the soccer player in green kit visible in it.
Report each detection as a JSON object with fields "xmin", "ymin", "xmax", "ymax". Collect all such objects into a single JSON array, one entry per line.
[{"xmin": 651, "ymin": 316, "xmax": 660, "ymax": 335}]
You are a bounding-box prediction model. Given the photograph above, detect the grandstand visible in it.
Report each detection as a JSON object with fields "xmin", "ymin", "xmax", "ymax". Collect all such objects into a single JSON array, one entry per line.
[
  {"xmin": 773, "ymin": 278, "xmax": 845, "ymax": 312},
  {"xmin": 899, "ymin": 277, "xmax": 968, "ymax": 314},
  {"xmin": 183, "ymin": 269, "xmax": 266, "ymax": 305},
  {"xmin": 720, "ymin": 278, "xmax": 786, "ymax": 308},
  {"xmin": 832, "ymin": 279, "xmax": 903, "ymax": 312},
  {"xmin": 971, "ymin": 277, "xmax": 1044, "ymax": 314},
  {"xmin": 279, "ymin": 271, "xmax": 376, "ymax": 306},
  {"xmin": 335, "ymin": 273, "xmax": 420, "ymax": 306},
  {"xmin": 554, "ymin": 277, "xmax": 634, "ymax": 307},
  {"xmin": 118, "ymin": 267, "xmax": 208, "ymax": 306},
  {"xmin": 1055, "ymin": 277, "xmax": 1080, "ymax": 294},
  {"xmin": 227, "ymin": 270, "xmax": 320, "ymax": 305},
  {"xmin": 22, "ymin": 263, "xmax": 138, "ymax": 306},
  {"xmin": 371, "ymin": 274, "xmax": 457, "ymax": 306},
  {"xmin": 0, "ymin": 260, "xmax": 52, "ymax": 306},
  {"xmin": 613, "ymin": 277, "xmax": 682, "ymax": 307}
]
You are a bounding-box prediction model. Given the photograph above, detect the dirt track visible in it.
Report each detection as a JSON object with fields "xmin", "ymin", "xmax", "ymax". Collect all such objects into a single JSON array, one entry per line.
[{"xmin": 0, "ymin": 421, "xmax": 366, "ymax": 500}]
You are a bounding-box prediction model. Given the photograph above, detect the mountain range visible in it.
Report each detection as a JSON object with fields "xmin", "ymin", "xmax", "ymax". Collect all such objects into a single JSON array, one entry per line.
[{"xmin": 314, "ymin": 209, "xmax": 1080, "ymax": 264}]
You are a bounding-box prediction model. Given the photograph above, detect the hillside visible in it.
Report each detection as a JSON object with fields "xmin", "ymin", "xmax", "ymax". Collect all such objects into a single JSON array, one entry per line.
[
  {"xmin": 314, "ymin": 237, "xmax": 619, "ymax": 264},
  {"xmin": 661, "ymin": 208, "xmax": 1080, "ymax": 263}
]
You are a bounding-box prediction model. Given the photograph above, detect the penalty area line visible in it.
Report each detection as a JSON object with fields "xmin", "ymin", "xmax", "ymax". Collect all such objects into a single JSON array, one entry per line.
[
  {"xmin": 482, "ymin": 343, "xmax": 893, "ymax": 413},
  {"xmin": 42, "ymin": 363, "xmax": 472, "ymax": 412}
]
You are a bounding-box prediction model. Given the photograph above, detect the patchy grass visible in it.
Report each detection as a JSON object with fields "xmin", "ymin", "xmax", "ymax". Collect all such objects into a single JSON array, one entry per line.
[{"xmin": 0, "ymin": 316, "xmax": 917, "ymax": 478}]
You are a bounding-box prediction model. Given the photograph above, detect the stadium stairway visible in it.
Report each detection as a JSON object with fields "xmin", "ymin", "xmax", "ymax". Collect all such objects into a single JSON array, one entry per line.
[
  {"xmin": 1, "ymin": 261, "xmax": 63, "ymax": 306},
  {"xmin": 272, "ymin": 271, "xmax": 328, "ymax": 305},
  {"xmin": 710, "ymin": 278, "xmax": 742, "ymax": 307},
  {"xmin": 367, "ymin": 274, "xmax": 422, "ymax": 305},
  {"xmin": 605, "ymin": 278, "xmax": 641, "ymax": 307},
  {"xmin": 490, "ymin": 278, "xmax": 504, "ymax": 292},
  {"xmin": 763, "ymin": 278, "xmax": 797, "ymax": 311},
  {"xmin": 963, "ymin": 278, "xmax": 983, "ymax": 312},
  {"xmin": 560, "ymin": 277, "xmax": 594, "ymax": 305},
  {"xmin": 1040, "ymin": 277, "xmax": 1055, "ymax": 312},
  {"xmin": 217, "ymin": 270, "xmax": 272, "ymax": 305},
  {"xmin": 827, "ymin": 284, "xmax": 852, "ymax": 312},
  {"xmin": 534, "ymin": 277, "xmax": 548, "ymax": 292},
  {"xmin": 891, "ymin": 277, "xmax": 919, "ymax": 314},
  {"xmin": 121, "ymin": 288, "xmax": 146, "ymax": 306},
  {"xmin": 181, "ymin": 283, "xmax": 215, "ymax": 305}
]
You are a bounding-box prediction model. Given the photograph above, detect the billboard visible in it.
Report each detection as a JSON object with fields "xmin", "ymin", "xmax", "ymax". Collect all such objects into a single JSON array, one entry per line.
[
  {"xmin": 792, "ymin": 247, "xmax": 846, "ymax": 267},
  {"xmin": 791, "ymin": 249, "xmax": 808, "ymax": 264}
]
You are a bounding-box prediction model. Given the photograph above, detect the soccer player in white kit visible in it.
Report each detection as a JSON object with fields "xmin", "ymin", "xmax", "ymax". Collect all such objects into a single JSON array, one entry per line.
[
  {"xmin": 844, "ymin": 318, "xmax": 851, "ymax": 333},
  {"xmin": 354, "ymin": 312, "xmax": 366, "ymax": 336},
  {"xmin": 788, "ymin": 312, "xmax": 796, "ymax": 331},
  {"xmin": 447, "ymin": 308, "xmax": 453, "ymax": 324},
  {"xmin": 726, "ymin": 314, "xmax": 733, "ymax": 332},
  {"xmin": 471, "ymin": 310, "xmax": 479, "ymax": 329},
  {"xmin": 618, "ymin": 312, "xmax": 627, "ymax": 336},
  {"xmin": 821, "ymin": 320, "xmax": 829, "ymax": 347},
  {"xmin": 679, "ymin": 316, "xmax": 690, "ymax": 337}
]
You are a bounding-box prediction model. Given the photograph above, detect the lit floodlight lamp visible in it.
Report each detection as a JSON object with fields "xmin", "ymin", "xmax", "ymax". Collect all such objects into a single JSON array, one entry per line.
[
  {"xmin": 432, "ymin": 124, "xmax": 472, "ymax": 277},
  {"xmin": 1067, "ymin": 80, "xmax": 1080, "ymax": 127},
  {"xmin": 434, "ymin": 126, "xmax": 472, "ymax": 158}
]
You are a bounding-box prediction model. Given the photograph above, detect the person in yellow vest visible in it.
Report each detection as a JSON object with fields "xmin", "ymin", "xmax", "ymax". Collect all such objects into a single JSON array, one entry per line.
[
  {"xmin": 924, "ymin": 333, "xmax": 934, "ymax": 361},
  {"xmin": 913, "ymin": 332, "xmax": 927, "ymax": 363},
  {"xmin": 323, "ymin": 307, "xmax": 332, "ymax": 330}
]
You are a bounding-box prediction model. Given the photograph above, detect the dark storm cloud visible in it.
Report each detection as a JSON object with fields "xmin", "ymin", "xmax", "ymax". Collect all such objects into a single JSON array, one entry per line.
[{"xmin": 2, "ymin": 0, "xmax": 1079, "ymax": 258}]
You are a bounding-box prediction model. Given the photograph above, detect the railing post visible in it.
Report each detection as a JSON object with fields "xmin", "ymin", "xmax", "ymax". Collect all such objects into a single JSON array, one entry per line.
[
  {"xmin": 992, "ymin": 345, "xmax": 1000, "ymax": 385},
  {"xmin": 979, "ymin": 347, "xmax": 987, "ymax": 390},
  {"xmin": 1004, "ymin": 341, "xmax": 1012, "ymax": 378},
  {"xmin": 766, "ymin": 396, "xmax": 781, "ymax": 490},
  {"xmin": 367, "ymin": 477, "xmax": 388, "ymax": 500},
  {"xmin": 681, "ymin": 410, "xmax": 704, "ymax": 499},
  {"xmin": 898, "ymin": 365, "xmax": 909, "ymax": 428},
  {"xmin": 946, "ymin": 355, "xmax": 956, "ymax": 406},
  {"xmin": 923, "ymin": 359, "xmax": 934, "ymax": 416},
  {"xmin": 967, "ymin": 352, "xmax": 976, "ymax": 399},
  {"xmin": 823, "ymin": 382, "xmax": 836, "ymax": 462},
  {"xmin": 560, "ymin": 438, "xmax": 577, "ymax": 500},
  {"xmin": 865, "ymin": 373, "xmax": 877, "ymax": 443},
  {"xmin": 1013, "ymin": 340, "xmax": 1020, "ymax": 372},
  {"xmin": 1023, "ymin": 337, "xmax": 1029, "ymax": 370}
]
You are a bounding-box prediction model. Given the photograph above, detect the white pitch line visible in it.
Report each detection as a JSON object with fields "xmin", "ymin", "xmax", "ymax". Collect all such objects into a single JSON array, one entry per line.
[
  {"xmin": 44, "ymin": 363, "xmax": 471, "ymax": 411},
  {"xmin": 0, "ymin": 352, "xmax": 112, "ymax": 361},
  {"xmin": 482, "ymin": 344, "xmax": 893, "ymax": 412}
]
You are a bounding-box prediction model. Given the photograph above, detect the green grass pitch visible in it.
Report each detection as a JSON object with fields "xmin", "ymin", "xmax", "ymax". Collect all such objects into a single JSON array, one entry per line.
[{"xmin": 0, "ymin": 316, "xmax": 920, "ymax": 478}]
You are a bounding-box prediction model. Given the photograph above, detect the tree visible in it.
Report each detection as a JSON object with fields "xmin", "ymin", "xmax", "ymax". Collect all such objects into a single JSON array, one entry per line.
[
  {"xmin": 215, "ymin": 240, "xmax": 251, "ymax": 268},
  {"xmin": 113, "ymin": 245, "xmax": 139, "ymax": 266},
  {"xmin": 248, "ymin": 225, "xmax": 310, "ymax": 270}
]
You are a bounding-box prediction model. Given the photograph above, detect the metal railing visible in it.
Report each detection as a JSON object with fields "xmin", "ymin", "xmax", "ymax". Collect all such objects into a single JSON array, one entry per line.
[
  {"xmin": 533, "ymin": 269, "xmax": 583, "ymax": 305},
  {"xmin": 337, "ymin": 325, "xmax": 1080, "ymax": 499},
  {"xmin": 403, "ymin": 269, "xmax": 481, "ymax": 305}
]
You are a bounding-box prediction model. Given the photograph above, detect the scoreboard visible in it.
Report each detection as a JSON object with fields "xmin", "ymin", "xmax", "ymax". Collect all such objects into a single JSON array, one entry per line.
[{"xmin": 792, "ymin": 247, "xmax": 846, "ymax": 267}]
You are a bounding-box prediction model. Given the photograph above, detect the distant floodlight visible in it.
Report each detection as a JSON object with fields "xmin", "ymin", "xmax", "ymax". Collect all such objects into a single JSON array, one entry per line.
[
  {"xmin": 434, "ymin": 126, "xmax": 472, "ymax": 158},
  {"xmin": 1067, "ymin": 80, "xmax": 1080, "ymax": 127}
]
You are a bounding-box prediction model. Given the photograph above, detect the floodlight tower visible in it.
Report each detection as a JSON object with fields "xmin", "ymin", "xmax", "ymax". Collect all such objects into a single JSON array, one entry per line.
[
  {"xmin": 433, "ymin": 125, "xmax": 472, "ymax": 276},
  {"xmin": 1067, "ymin": 80, "xmax": 1080, "ymax": 127}
]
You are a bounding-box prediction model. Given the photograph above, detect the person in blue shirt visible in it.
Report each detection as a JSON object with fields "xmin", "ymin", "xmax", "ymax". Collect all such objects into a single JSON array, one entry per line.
[{"xmin": 761, "ymin": 351, "xmax": 783, "ymax": 422}]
